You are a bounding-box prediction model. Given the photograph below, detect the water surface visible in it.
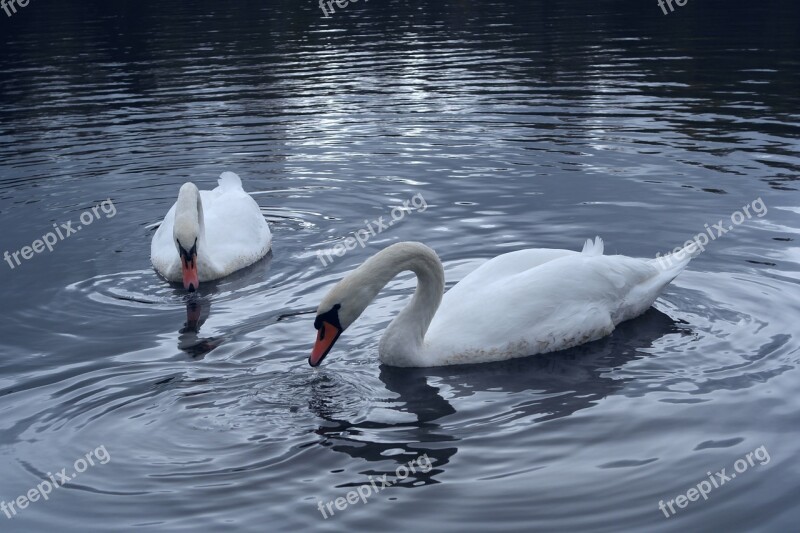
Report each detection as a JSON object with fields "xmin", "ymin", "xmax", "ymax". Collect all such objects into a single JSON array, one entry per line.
[{"xmin": 1, "ymin": 1, "xmax": 799, "ymax": 531}]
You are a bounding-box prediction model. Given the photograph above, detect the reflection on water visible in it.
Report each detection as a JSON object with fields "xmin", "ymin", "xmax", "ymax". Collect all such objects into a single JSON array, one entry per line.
[
  {"xmin": 312, "ymin": 308, "xmax": 680, "ymax": 481},
  {"xmin": 0, "ymin": 0, "xmax": 799, "ymax": 531},
  {"xmin": 178, "ymin": 299, "xmax": 223, "ymax": 360}
]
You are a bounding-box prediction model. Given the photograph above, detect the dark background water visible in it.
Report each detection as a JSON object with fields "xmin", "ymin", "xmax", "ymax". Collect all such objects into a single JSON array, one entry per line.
[{"xmin": 1, "ymin": 1, "xmax": 799, "ymax": 531}]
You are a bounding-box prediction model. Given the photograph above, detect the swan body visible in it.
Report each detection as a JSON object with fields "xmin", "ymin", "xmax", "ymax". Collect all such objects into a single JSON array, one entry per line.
[
  {"xmin": 151, "ymin": 172, "xmax": 271, "ymax": 290},
  {"xmin": 310, "ymin": 238, "xmax": 697, "ymax": 367}
]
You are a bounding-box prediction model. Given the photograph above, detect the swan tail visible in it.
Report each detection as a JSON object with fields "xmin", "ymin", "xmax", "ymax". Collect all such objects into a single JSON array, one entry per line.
[
  {"xmin": 581, "ymin": 236, "xmax": 604, "ymax": 256},
  {"xmin": 649, "ymin": 242, "xmax": 702, "ymax": 278},
  {"xmin": 218, "ymin": 171, "xmax": 243, "ymax": 191}
]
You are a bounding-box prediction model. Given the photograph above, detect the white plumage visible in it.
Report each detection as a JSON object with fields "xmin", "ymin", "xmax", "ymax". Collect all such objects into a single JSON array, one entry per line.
[
  {"xmin": 311, "ymin": 238, "xmax": 698, "ymax": 367},
  {"xmin": 150, "ymin": 172, "xmax": 271, "ymax": 286}
]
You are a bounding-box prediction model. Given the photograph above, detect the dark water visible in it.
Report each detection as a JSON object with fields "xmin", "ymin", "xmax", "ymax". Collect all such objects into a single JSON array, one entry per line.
[{"xmin": 1, "ymin": 1, "xmax": 799, "ymax": 531}]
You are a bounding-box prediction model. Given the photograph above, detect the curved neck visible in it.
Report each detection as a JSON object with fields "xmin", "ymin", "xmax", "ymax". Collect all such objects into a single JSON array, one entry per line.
[
  {"xmin": 175, "ymin": 186, "xmax": 206, "ymax": 240},
  {"xmin": 174, "ymin": 185, "xmax": 219, "ymax": 276},
  {"xmin": 356, "ymin": 243, "xmax": 444, "ymax": 366}
]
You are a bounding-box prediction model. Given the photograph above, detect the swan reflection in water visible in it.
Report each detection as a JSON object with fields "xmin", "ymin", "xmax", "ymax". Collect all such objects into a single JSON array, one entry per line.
[
  {"xmin": 173, "ymin": 253, "xmax": 273, "ymax": 359},
  {"xmin": 178, "ymin": 298, "xmax": 224, "ymax": 359},
  {"xmin": 308, "ymin": 307, "xmax": 686, "ymax": 487}
]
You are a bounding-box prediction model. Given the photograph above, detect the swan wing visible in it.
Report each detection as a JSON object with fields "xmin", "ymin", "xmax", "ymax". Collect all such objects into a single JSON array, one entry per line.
[
  {"xmin": 425, "ymin": 248, "xmax": 668, "ymax": 365},
  {"xmin": 441, "ymin": 236, "xmax": 605, "ymax": 298},
  {"xmin": 202, "ymin": 174, "xmax": 272, "ymax": 277},
  {"xmin": 444, "ymin": 247, "xmax": 579, "ymax": 296}
]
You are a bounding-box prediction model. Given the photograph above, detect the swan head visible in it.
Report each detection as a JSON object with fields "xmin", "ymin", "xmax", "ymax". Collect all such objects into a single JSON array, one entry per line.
[
  {"xmin": 309, "ymin": 303, "xmax": 343, "ymax": 367},
  {"xmin": 309, "ymin": 242, "xmax": 443, "ymax": 367},
  {"xmin": 309, "ymin": 272, "xmax": 377, "ymax": 366},
  {"xmin": 173, "ymin": 182, "xmax": 202, "ymax": 292}
]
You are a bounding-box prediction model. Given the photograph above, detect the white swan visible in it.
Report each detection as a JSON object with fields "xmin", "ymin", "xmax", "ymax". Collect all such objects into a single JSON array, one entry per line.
[
  {"xmin": 151, "ymin": 172, "xmax": 272, "ymax": 291},
  {"xmin": 310, "ymin": 238, "xmax": 698, "ymax": 367}
]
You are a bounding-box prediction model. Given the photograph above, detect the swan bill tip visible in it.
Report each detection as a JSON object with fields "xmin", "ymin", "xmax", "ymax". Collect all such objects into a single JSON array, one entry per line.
[{"xmin": 310, "ymin": 321, "xmax": 341, "ymax": 367}]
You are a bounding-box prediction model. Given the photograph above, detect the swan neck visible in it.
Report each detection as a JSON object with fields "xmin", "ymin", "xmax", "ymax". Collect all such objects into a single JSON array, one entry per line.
[
  {"xmin": 179, "ymin": 186, "xmax": 208, "ymax": 237},
  {"xmin": 175, "ymin": 185, "xmax": 217, "ymax": 275},
  {"xmin": 374, "ymin": 244, "xmax": 444, "ymax": 366}
]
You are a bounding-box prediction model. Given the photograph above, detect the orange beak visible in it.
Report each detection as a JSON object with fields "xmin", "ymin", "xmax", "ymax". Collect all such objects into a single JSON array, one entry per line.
[
  {"xmin": 310, "ymin": 322, "xmax": 341, "ymax": 367},
  {"xmin": 181, "ymin": 254, "xmax": 199, "ymax": 292}
]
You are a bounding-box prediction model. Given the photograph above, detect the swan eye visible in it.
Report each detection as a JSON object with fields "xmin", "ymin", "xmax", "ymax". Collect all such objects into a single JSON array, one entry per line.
[
  {"xmin": 177, "ymin": 238, "xmax": 198, "ymax": 262},
  {"xmin": 314, "ymin": 304, "xmax": 343, "ymax": 335}
]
